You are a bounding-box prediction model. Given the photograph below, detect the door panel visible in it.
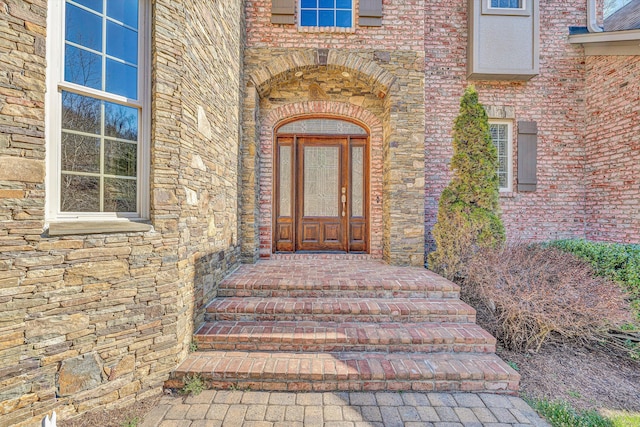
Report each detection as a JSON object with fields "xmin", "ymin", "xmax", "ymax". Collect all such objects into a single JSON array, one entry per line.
[
  {"xmin": 302, "ymin": 146, "xmax": 340, "ymax": 217},
  {"xmin": 296, "ymin": 138, "xmax": 347, "ymax": 251},
  {"xmin": 275, "ymin": 138, "xmax": 294, "ymax": 252},
  {"xmin": 349, "ymin": 139, "xmax": 368, "ymax": 252}
]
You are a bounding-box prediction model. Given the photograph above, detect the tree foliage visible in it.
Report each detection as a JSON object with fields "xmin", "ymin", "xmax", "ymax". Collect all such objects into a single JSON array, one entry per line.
[{"xmin": 428, "ymin": 86, "xmax": 505, "ymax": 279}]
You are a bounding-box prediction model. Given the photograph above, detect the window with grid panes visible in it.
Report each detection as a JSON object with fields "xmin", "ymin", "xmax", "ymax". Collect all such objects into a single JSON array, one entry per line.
[
  {"xmin": 48, "ymin": 0, "xmax": 148, "ymax": 219},
  {"xmin": 491, "ymin": 0, "xmax": 524, "ymax": 8},
  {"xmin": 489, "ymin": 121, "xmax": 513, "ymax": 191},
  {"xmin": 300, "ymin": 0, "xmax": 353, "ymax": 27}
]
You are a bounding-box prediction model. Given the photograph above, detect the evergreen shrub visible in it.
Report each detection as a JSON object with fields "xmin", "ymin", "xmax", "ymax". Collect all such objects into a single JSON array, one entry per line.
[{"xmin": 428, "ymin": 86, "xmax": 505, "ymax": 279}]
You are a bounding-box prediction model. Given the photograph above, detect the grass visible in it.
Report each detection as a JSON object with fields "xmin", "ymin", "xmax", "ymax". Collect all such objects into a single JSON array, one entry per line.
[
  {"xmin": 121, "ymin": 417, "xmax": 139, "ymax": 427},
  {"xmin": 179, "ymin": 374, "xmax": 205, "ymax": 396},
  {"xmin": 603, "ymin": 410, "xmax": 640, "ymax": 427},
  {"xmin": 506, "ymin": 360, "xmax": 520, "ymax": 371},
  {"xmin": 527, "ymin": 398, "xmax": 640, "ymax": 427},
  {"xmin": 527, "ymin": 398, "xmax": 612, "ymax": 427}
]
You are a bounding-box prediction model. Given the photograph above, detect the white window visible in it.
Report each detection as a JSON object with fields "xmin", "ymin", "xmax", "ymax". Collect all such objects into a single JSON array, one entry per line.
[
  {"xmin": 46, "ymin": 0, "xmax": 149, "ymax": 222},
  {"xmin": 490, "ymin": 0, "xmax": 524, "ymax": 9},
  {"xmin": 489, "ymin": 121, "xmax": 513, "ymax": 192},
  {"xmin": 300, "ymin": 0, "xmax": 353, "ymax": 27}
]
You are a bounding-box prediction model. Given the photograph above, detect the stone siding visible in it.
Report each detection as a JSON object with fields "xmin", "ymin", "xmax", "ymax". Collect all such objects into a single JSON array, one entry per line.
[
  {"xmin": 0, "ymin": 0, "xmax": 244, "ymax": 425},
  {"xmin": 584, "ymin": 55, "xmax": 640, "ymax": 243},
  {"xmin": 423, "ymin": 0, "xmax": 589, "ymax": 251}
]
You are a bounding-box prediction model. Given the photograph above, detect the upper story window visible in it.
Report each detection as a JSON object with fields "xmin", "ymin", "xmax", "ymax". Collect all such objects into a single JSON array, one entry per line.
[
  {"xmin": 489, "ymin": 121, "xmax": 513, "ymax": 192},
  {"xmin": 47, "ymin": 0, "xmax": 149, "ymax": 221},
  {"xmin": 605, "ymin": 0, "xmax": 635, "ymax": 18},
  {"xmin": 490, "ymin": 0, "xmax": 524, "ymax": 8},
  {"xmin": 300, "ymin": 0, "xmax": 353, "ymax": 27},
  {"xmin": 603, "ymin": 0, "xmax": 640, "ymax": 31}
]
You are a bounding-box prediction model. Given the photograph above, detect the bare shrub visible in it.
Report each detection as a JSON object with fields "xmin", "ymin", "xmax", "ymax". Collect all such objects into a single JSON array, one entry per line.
[{"xmin": 464, "ymin": 244, "xmax": 631, "ymax": 351}]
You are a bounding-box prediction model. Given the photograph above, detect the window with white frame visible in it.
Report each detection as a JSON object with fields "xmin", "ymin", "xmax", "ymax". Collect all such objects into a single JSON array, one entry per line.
[
  {"xmin": 490, "ymin": 0, "xmax": 524, "ymax": 9},
  {"xmin": 300, "ymin": 0, "xmax": 353, "ymax": 27},
  {"xmin": 47, "ymin": 0, "xmax": 148, "ymax": 220},
  {"xmin": 489, "ymin": 121, "xmax": 513, "ymax": 191}
]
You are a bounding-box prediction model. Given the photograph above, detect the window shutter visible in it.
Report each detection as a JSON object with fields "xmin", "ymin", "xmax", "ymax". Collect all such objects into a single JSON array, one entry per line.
[
  {"xmin": 517, "ymin": 121, "xmax": 537, "ymax": 192},
  {"xmin": 359, "ymin": 0, "xmax": 383, "ymax": 26},
  {"xmin": 272, "ymin": 0, "xmax": 295, "ymax": 24}
]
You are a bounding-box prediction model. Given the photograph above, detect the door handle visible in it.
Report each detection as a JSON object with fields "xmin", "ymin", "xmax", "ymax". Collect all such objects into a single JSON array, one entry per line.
[{"xmin": 341, "ymin": 187, "xmax": 346, "ymax": 217}]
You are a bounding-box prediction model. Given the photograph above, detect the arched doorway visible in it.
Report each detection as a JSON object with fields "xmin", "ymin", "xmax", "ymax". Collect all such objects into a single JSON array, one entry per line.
[{"xmin": 274, "ymin": 118, "xmax": 369, "ymax": 253}]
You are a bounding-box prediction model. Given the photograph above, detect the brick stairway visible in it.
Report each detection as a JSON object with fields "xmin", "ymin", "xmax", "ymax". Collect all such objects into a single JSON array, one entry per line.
[{"xmin": 166, "ymin": 260, "xmax": 520, "ymax": 393}]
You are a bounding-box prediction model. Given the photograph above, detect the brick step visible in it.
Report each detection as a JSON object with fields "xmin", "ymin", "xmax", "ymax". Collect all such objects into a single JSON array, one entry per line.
[
  {"xmin": 218, "ymin": 261, "xmax": 459, "ymax": 299},
  {"xmin": 204, "ymin": 298, "xmax": 476, "ymax": 323},
  {"xmin": 218, "ymin": 277, "xmax": 459, "ymax": 299},
  {"xmin": 194, "ymin": 321, "xmax": 496, "ymax": 353},
  {"xmin": 165, "ymin": 351, "xmax": 520, "ymax": 394}
]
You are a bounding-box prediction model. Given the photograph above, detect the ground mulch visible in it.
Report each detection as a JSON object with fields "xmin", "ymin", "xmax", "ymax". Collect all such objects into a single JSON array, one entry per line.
[
  {"xmin": 499, "ymin": 343, "xmax": 640, "ymax": 413},
  {"xmin": 59, "ymin": 394, "xmax": 160, "ymax": 427}
]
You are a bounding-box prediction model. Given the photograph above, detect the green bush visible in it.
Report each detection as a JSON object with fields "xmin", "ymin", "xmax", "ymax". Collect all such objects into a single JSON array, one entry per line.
[
  {"xmin": 548, "ymin": 239, "xmax": 640, "ymax": 298},
  {"xmin": 549, "ymin": 239, "xmax": 640, "ymax": 358},
  {"xmin": 428, "ymin": 86, "xmax": 504, "ymax": 280}
]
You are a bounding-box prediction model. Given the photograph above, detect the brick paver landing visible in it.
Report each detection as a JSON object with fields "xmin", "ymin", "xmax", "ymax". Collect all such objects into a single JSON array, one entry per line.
[{"xmin": 167, "ymin": 260, "xmax": 520, "ymax": 393}]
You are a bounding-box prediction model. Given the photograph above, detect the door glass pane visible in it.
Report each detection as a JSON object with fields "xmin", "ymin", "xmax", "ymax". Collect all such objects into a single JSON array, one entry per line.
[
  {"xmin": 351, "ymin": 146, "xmax": 364, "ymax": 217},
  {"xmin": 279, "ymin": 145, "xmax": 292, "ymax": 217},
  {"xmin": 278, "ymin": 119, "xmax": 366, "ymax": 135},
  {"xmin": 304, "ymin": 146, "xmax": 339, "ymax": 217}
]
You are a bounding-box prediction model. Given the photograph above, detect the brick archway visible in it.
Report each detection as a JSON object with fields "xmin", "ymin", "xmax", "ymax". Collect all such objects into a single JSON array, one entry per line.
[
  {"xmin": 250, "ymin": 50, "xmax": 396, "ymax": 99},
  {"xmin": 241, "ymin": 49, "xmax": 425, "ymax": 266},
  {"xmin": 259, "ymin": 101, "xmax": 384, "ymax": 258}
]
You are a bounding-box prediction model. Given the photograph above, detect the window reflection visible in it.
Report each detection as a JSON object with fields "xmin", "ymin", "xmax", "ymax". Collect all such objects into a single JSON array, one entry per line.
[
  {"xmin": 65, "ymin": 4, "xmax": 102, "ymax": 51},
  {"xmin": 603, "ymin": 0, "xmax": 640, "ymax": 31},
  {"xmin": 59, "ymin": 0, "xmax": 141, "ymax": 214},
  {"xmin": 60, "ymin": 91, "xmax": 139, "ymax": 213},
  {"xmin": 300, "ymin": 0, "xmax": 353, "ymax": 27}
]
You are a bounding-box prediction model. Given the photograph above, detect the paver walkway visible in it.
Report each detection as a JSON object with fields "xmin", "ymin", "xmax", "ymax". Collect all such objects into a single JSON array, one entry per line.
[{"xmin": 141, "ymin": 390, "xmax": 549, "ymax": 427}]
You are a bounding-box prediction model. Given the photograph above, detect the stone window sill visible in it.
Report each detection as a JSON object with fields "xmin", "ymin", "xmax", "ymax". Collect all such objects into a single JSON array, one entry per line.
[
  {"xmin": 298, "ymin": 26, "xmax": 356, "ymax": 34},
  {"xmin": 48, "ymin": 220, "xmax": 153, "ymax": 236}
]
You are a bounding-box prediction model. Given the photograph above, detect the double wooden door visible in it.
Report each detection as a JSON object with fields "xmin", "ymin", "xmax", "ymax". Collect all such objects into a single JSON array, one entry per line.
[{"xmin": 275, "ymin": 135, "xmax": 368, "ymax": 253}]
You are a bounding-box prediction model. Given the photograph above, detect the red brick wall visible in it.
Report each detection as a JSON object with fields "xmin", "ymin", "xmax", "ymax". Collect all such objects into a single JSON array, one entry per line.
[
  {"xmin": 245, "ymin": 0, "xmax": 424, "ymax": 50},
  {"xmin": 584, "ymin": 55, "xmax": 640, "ymax": 243},
  {"xmin": 424, "ymin": 0, "xmax": 589, "ymax": 250}
]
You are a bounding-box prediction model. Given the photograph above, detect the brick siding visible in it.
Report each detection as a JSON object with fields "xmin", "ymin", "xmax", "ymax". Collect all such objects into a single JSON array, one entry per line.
[{"xmin": 584, "ymin": 55, "xmax": 640, "ymax": 243}]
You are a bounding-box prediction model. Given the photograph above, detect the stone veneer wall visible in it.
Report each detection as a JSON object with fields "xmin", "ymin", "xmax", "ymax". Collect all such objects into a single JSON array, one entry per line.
[
  {"xmin": 0, "ymin": 0, "xmax": 243, "ymax": 425},
  {"xmin": 241, "ymin": 1, "xmax": 427, "ymax": 266},
  {"xmin": 584, "ymin": 55, "xmax": 640, "ymax": 243},
  {"xmin": 423, "ymin": 0, "xmax": 589, "ymax": 252}
]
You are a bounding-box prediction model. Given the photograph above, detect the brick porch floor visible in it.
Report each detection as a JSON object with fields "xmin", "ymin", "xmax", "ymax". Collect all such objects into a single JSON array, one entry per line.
[{"xmin": 166, "ymin": 259, "xmax": 520, "ymax": 393}]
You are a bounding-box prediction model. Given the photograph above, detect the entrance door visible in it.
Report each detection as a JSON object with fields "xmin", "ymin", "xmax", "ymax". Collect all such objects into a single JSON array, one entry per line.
[
  {"xmin": 274, "ymin": 120, "xmax": 368, "ymax": 253},
  {"xmin": 296, "ymin": 137, "xmax": 347, "ymax": 251}
]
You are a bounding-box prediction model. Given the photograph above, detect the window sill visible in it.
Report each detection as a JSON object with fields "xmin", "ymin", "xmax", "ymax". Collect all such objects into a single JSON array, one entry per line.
[
  {"xmin": 48, "ymin": 220, "xmax": 153, "ymax": 236},
  {"xmin": 499, "ymin": 191, "xmax": 516, "ymax": 198},
  {"xmin": 298, "ymin": 26, "xmax": 356, "ymax": 34}
]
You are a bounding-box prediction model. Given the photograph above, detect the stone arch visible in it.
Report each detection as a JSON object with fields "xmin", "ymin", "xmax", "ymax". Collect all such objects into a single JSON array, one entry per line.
[
  {"xmin": 250, "ymin": 49, "xmax": 397, "ymax": 99},
  {"xmin": 259, "ymin": 101, "xmax": 384, "ymax": 259}
]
